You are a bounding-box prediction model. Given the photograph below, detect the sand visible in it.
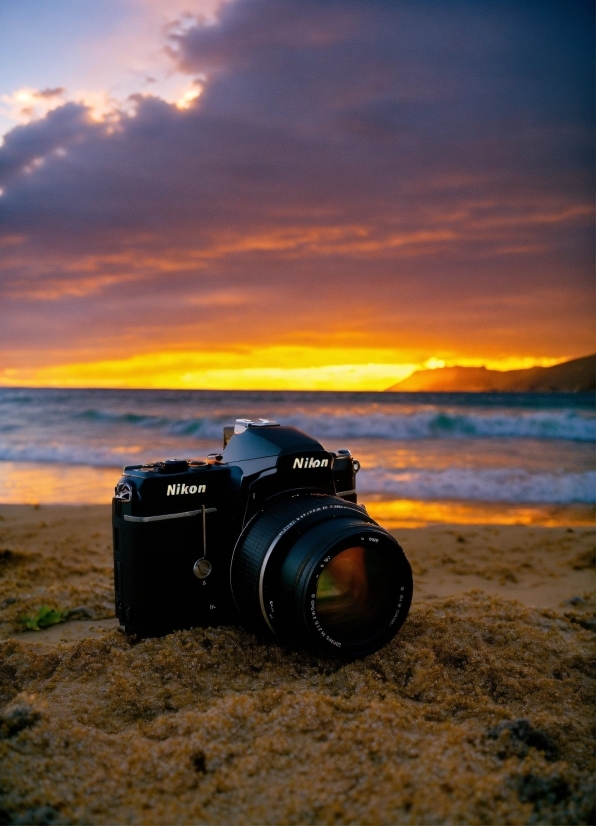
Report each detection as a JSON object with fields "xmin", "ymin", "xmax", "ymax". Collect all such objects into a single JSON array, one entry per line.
[{"xmin": 0, "ymin": 505, "xmax": 594, "ymax": 825}]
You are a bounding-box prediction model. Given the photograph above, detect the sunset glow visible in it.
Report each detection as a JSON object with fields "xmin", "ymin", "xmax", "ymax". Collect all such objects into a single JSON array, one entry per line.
[
  {"xmin": 0, "ymin": 0, "xmax": 592, "ymax": 389},
  {"xmin": 0, "ymin": 350, "xmax": 568, "ymax": 391}
]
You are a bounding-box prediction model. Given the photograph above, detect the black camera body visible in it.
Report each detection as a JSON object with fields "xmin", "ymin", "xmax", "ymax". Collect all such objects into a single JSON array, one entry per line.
[{"xmin": 112, "ymin": 419, "xmax": 412, "ymax": 658}]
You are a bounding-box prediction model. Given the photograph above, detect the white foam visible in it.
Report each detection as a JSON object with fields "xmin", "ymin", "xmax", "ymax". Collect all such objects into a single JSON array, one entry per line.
[
  {"xmin": 357, "ymin": 467, "xmax": 596, "ymax": 504},
  {"xmin": 0, "ymin": 442, "xmax": 137, "ymax": 468}
]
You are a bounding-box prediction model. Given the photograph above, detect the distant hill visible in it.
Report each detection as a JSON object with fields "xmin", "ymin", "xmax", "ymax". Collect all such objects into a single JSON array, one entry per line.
[{"xmin": 386, "ymin": 354, "xmax": 595, "ymax": 392}]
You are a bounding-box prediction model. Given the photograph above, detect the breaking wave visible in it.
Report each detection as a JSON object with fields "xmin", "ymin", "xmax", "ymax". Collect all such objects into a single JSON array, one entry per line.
[
  {"xmin": 72, "ymin": 408, "xmax": 596, "ymax": 442},
  {"xmin": 2, "ymin": 391, "xmax": 593, "ymax": 507}
]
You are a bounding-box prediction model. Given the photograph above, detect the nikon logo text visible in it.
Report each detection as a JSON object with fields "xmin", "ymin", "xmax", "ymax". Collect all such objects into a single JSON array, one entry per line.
[
  {"xmin": 293, "ymin": 457, "xmax": 328, "ymax": 469},
  {"xmin": 167, "ymin": 484, "xmax": 206, "ymax": 495}
]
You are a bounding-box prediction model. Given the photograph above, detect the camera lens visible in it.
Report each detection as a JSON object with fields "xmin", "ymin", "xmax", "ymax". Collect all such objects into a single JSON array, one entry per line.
[
  {"xmin": 231, "ymin": 495, "xmax": 412, "ymax": 657},
  {"xmin": 315, "ymin": 544, "xmax": 393, "ymax": 643}
]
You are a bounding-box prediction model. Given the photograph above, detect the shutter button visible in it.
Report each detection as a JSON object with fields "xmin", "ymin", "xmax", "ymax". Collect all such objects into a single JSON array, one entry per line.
[{"xmin": 193, "ymin": 558, "xmax": 212, "ymax": 579}]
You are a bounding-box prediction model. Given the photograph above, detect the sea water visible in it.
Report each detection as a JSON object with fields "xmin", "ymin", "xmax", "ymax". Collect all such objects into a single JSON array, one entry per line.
[{"xmin": 0, "ymin": 388, "xmax": 593, "ymax": 526}]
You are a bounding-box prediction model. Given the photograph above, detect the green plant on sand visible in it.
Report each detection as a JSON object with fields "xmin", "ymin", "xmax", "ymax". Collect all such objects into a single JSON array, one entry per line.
[{"xmin": 18, "ymin": 606, "xmax": 67, "ymax": 631}]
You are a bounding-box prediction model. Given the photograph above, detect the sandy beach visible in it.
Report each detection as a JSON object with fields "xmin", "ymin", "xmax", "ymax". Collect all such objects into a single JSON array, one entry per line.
[{"xmin": 0, "ymin": 504, "xmax": 594, "ymax": 824}]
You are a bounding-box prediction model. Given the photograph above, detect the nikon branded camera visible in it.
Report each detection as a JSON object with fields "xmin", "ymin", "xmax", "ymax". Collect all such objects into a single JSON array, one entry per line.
[{"xmin": 112, "ymin": 419, "xmax": 412, "ymax": 658}]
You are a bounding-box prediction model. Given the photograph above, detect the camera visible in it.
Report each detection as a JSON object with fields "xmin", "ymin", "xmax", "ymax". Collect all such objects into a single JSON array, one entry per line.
[{"xmin": 112, "ymin": 419, "xmax": 412, "ymax": 658}]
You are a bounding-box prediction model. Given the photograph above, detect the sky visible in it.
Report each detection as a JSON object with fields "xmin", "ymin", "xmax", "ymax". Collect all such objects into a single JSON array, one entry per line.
[{"xmin": 0, "ymin": 0, "xmax": 593, "ymax": 390}]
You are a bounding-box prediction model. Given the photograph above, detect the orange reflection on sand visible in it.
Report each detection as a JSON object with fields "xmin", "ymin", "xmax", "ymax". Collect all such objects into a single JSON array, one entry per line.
[
  {"xmin": 1, "ymin": 462, "xmax": 593, "ymax": 528},
  {"xmin": 365, "ymin": 498, "xmax": 596, "ymax": 528},
  {"xmin": 0, "ymin": 462, "xmax": 117, "ymax": 505}
]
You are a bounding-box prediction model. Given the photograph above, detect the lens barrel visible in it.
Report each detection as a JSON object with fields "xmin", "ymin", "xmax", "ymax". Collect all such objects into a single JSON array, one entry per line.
[{"xmin": 231, "ymin": 494, "xmax": 412, "ymax": 657}]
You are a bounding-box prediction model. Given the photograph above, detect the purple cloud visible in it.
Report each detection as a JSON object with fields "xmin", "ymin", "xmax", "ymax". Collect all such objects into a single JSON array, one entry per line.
[{"xmin": 0, "ymin": 0, "xmax": 593, "ymax": 361}]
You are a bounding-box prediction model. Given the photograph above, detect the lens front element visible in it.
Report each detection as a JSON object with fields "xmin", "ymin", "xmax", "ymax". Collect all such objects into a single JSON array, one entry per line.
[{"xmin": 315, "ymin": 545, "xmax": 392, "ymax": 644}]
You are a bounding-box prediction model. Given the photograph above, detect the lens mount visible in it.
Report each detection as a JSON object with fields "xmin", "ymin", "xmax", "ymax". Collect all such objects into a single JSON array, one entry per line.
[{"xmin": 231, "ymin": 494, "xmax": 412, "ymax": 657}]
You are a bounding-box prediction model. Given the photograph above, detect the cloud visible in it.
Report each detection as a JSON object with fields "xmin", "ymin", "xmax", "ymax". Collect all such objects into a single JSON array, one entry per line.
[
  {"xmin": 37, "ymin": 87, "xmax": 66, "ymax": 99},
  {"xmin": 1, "ymin": 86, "xmax": 64, "ymax": 126},
  {"xmin": 0, "ymin": 0, "xmax": 593, "ymax": 378},
  {"xmin": 0, "ymin": 103, "xmax": 101, "ymax": 184}
]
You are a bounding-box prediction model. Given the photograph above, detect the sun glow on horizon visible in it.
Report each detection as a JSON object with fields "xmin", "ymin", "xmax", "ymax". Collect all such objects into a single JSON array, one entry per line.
[{"xmin": 0, "ymin": 349, "xmax": 569, "ymax": 391}]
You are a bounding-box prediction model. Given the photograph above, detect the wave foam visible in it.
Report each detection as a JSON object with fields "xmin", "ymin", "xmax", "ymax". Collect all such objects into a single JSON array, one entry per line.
[
  {"xmin": 0, "ymin": 443, "xmax": 141, "ymax": 468},
  {"xmin": 357, "ymin": 467, "xmax": 596, "ymax": 504}
]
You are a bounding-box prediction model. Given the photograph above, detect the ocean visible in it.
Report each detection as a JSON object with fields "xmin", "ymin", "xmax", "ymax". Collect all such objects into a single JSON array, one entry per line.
[{"xmin": 0, "ymin": 388, "xmax": 594, "ymax": 526}]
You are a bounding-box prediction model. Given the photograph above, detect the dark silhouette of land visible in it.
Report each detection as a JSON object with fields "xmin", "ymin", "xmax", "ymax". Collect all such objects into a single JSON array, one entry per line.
[{"xmin": 387, "ymin": 354, "xmax": 595, "ymax": 392}]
